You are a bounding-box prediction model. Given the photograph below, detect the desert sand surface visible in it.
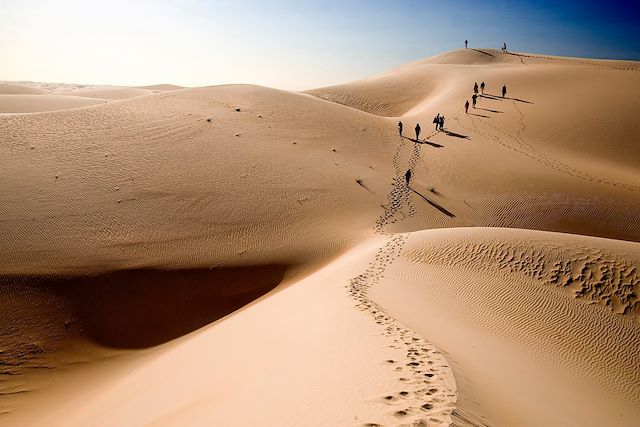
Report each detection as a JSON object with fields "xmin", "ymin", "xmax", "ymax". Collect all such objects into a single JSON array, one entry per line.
[
  {"xmin": 0, "ymin": 82, "xmax": 182, "ymax": 113},
  {"xmin": 1, "ymin": 49, "xmax": 639, "ymax": 426}
]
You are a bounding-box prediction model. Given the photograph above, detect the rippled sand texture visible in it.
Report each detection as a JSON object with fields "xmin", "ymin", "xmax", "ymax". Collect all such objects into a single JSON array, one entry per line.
[{"xmin": 1, "ymin": 49, "xmax": 639, "ymax": 426}]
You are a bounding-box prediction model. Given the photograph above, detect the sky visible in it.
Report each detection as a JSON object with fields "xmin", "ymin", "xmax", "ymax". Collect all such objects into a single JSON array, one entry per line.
[{"xmin": 1, "ymin": 0, "xmax": 638, "ymax": 90}]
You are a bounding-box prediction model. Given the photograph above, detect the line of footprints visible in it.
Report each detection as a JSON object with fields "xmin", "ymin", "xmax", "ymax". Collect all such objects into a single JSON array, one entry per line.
[{"xmin": 348, "ymin": 233, "xmax": 457, "ymax": 426}]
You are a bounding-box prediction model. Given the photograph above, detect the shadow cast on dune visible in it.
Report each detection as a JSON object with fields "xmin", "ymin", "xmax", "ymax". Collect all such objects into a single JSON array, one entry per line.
[
  {"xmin": 469, "ymin": 48, "xmax": 497, "ymax": 58},
  {"xmin": 481, "ymin": 93, "xmax": 534, "ymax": 104},
  {"xmin": 468, "ymin": 112, "xmax": 490, "ymax": 118},
  {"xmin": 477, "ymin": 107, "xmax": 503, "ymax": 113},
  {"xmin": 1, "ymin": 265, "xmax": 287, "ymax": 349},
  {"xmin": 409, "ymin": 188, "xmax": 455, "ymax": 218},
  {"xmin": 442, "ymin": 130, "xmax": 469, "ymax": 139},
  {"xmin": 405, "ymin": 137, "xmax": 444, "ymax": 148}
]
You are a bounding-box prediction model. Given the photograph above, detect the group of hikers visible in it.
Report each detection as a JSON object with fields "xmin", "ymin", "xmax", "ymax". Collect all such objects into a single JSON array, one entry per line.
[
  {"xmin": 397, "ymin": 43, "xmax": 515, "ymax": 187},
  {"xmin": 464, "ymin": 39, "xmax": 507, "ymax": 54},
  {"xmin": 465, "ymin": 81, "xmax": 507, "ymax": 113},
  {"xmin": 397, "ymin": 112, "xmax": 446, "ymax": 141},
  {"xmin": 398, "ymin": 79, "xmax": 511, "ymax": 142}
]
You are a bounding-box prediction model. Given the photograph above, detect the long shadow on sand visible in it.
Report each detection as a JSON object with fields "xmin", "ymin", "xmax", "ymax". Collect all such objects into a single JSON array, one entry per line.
[
  {"xmin": 1, "ymin": 265, "xmax": 287, "ymax": 348},
  {"xmin": 442, "ymin": 130, "xmax": 470, "ymax": 139},
  {"xmin": 477, "ymin": 107, "xmax": 503, "ymax": 113},
  {"xmin": 470, "ymin": 48, "xmax": 497, "ymax": 58},
  {"xmin": 405, "ymin": 137, "xmax": 444, "ymax": 148},
  {"xmin": 481, "ymin": 93, "xmax": 534, "ymax": 104},
  {"xmin": 468, "ymin": 112, "xmax": 490, "ymax": 118},
  {"xmin": 409, "ymin": 187, "xmax": 456, "ymax": 218}
]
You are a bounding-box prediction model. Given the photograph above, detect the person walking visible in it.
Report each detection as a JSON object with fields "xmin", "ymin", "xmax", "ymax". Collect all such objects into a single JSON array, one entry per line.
[
  {"xmin": 465, "ymin": 39, "xmax": 468, "ymax": 49},
  {"xmin": 480, "ymin": 81, "xmax": 485, "ymax": 94},
  {"xmin": 398, "ymin": 120, "xmax": 403, "ymax": 136},
  {"xmin": 473, "ymin": 82, "xmax": 479, "ymax": 94},
  {"xmin": 415, "ymin": 123, "xmax": 421, "ymax": 141},
  {"xmin": 405, "ymin": 169, "xmax": 412, "ymax": 186},
  {"xmin": 439, "ymin": 115, "xmax": 446, "ymax": 131},
  {"xmin": 465, "ymin": 100, "xmax": 470, "ymax": 114},
  {"xmin": 502, "ymin": 84, "xmax": 507, "ymax": 98},
  {"xmin": 472, "ymin": 93, "xmax": 478, "ymax": 108},
  {"xmin": 502, "ymin": 42, "xmax": 507, "ymax": 53},
  {"xmin": 433, "ymin": 114, "xmax": 440, "ymax": 131}
]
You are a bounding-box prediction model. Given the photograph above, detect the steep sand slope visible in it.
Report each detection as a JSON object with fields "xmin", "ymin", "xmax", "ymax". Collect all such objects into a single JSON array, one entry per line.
[
  {"xmin": 2, "ymin": 238, "xmax": 460, "ymax": 427},
  {"xmin": 309, "ymin": 48, "xmax": 640, "ymax": 241},
  {"xmin": 369, "ymin": 228, "xmax": 640, "ymax": 427}
]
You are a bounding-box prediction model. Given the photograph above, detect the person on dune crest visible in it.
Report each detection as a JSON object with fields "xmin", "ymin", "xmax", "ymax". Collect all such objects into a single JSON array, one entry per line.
[
  {"xmin": 414, "ymin": 123, "xmax": 421, "ymax": 141},
  {"xmin": 465, "ymin": 100, "xmax": 469, "ymax": 113},
  {"xmin": 502, "ymin": 84, "xmax": 507, "ymax": 98},
  {"xmin": 398, "ymin": 120, "xmax": 403, "ymax": 136}
]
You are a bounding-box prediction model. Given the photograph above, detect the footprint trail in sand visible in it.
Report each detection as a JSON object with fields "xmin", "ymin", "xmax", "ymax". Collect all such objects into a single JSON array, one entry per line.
[{"xmin": 349, "ymin": 136, "xmax": 469, "ymax": 426}]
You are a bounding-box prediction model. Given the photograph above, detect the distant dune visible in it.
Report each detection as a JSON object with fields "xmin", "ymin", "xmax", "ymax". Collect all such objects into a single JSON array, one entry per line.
[
  {"xmin": 55, "ymin": 86, "xmax": 158, "ymax": 99},
  {"xmin": 135, "ymin": 83, "xmax": 185, "ymax": 91},
  {"xmin": 0, "ymin": 94, "xmax": 107, "ymax": 113},
  {"xmin": 0, "ymin": 82, "xmax": 46, "ymax": 95},
  {"xmin": 1, "ymin": 49, "xmax": 639, "ymax": 426}
]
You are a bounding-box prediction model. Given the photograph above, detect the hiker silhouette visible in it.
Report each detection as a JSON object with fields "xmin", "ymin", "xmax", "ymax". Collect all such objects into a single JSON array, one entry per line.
[
  {"xmin": 415, "ymin": 123, "xmax": 421, "ymax": 140},
  {"xmin": 439, "ymin": 115, "xmax": 445, "ymax": 131},
  {"xmin": 405, "ymin": 169, "xmax": 412, "ymax": 185},
  {"xmin": 480, "ymin": 81, "xmax": 485, "ymax": 94},
  {"xmin": 465, "ymin": 39, "xmax": 468, "ymax": 49},
  {"xmin": 465, "ymin": 100, "xmax": 469, "ymax": 113},
  {"xmin": 502, "ymin": 84, "xmax": 507, "ymax": 98},
  {"xmin": 473, "ymin": 82, "xmax": 479, "ymax": 94},
  {"xmin": 398, "ymin": 121, "xmax": 403, "ymax": 136},
  {"xmin": 433, "ymin": 114, "xmax": 440, "ymax": 131},
  {"xmin": 472, "ymin": 94, "xmax": 478, "ymax": 107}
]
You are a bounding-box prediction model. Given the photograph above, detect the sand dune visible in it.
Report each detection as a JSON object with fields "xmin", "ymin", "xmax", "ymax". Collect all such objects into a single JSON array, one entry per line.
[
  {"xmin": 0, "ymin": 82, "xmax": 46, "ymax": 95},
  {"xmin": 369, "ymin": 228, "xmax": 640, "ymax": 426},
  {"xmin": 0, "ymin": 94, "xmax": 108, "ymax": 113},
  {"xmin": 1, "ymin": 49, "xmax": 639, "ymax": 426},
  {"xmin": 55, "ymin": 86, "xmax": 158, "ymax": 99},
  {"xmin": 135, "ymin": 84, "xmax": 185, "ymax": 91}
]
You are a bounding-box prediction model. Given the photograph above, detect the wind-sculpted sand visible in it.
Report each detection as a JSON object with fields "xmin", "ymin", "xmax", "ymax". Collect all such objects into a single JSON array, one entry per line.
[
  {"xmin": 1, "ymin": 49, "xmax": 639, "ymax": 426},
  {"xmin": 370, "ymin": 228, "xmax": 640, "ymax": 427}
]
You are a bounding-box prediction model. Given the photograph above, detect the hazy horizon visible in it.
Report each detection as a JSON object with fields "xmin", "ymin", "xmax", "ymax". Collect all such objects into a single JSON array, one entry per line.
[{"xmin": 1, "ymin": 0, "xmax": 638, "ymax": 90}]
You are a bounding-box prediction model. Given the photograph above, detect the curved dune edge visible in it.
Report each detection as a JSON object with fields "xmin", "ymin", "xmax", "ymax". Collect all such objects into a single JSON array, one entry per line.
[
  {"xmin": 369, "ymin": 227, "xmax": 640, "ymax": 427},
  {"xmin": 0, "ymin": 94, "xmax": 108, "ymax": 113},
  {"xmin": 0, "ymin": 238, "xmax": 459, "ymax": 427}
]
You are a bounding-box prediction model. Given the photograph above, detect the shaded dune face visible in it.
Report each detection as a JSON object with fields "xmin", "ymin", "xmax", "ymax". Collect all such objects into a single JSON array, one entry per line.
[{"xmin": 0, "ymin": 265, "xmax": 286, "ymax": 350}]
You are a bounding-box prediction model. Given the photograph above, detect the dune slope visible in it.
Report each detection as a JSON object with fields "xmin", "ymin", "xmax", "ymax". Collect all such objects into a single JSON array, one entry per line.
[{"xmin": 1, "ymin": 49, "xmax": 639, "ymax": 426}]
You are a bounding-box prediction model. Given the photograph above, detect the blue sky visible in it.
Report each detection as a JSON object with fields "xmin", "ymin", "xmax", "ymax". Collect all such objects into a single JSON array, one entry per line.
[{"xmin": 1, "ymin": 0, "xmax": 638, "ymax": 89}]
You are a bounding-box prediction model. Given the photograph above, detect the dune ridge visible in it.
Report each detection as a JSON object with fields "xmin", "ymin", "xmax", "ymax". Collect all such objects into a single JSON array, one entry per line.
[{"xmin": 369, "ymin": 228, "xmax": 640, "ymax": 427}]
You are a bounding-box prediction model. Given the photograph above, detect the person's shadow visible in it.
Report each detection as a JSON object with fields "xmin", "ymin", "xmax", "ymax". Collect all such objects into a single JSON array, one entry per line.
[
  {"xmin": 409, "ymin": 186, "xmax": 456, "ymax": 217},
  {"xmin": 403, "ymin": 136, "xmax": 444, "ymax": 148},
  {"xmin": 442, "ymin": 130, "xmax": 469, "ymax": 139},
  {"xmin": 481, "ymin": 93, "xmax": 533, "ymax": 104}
]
